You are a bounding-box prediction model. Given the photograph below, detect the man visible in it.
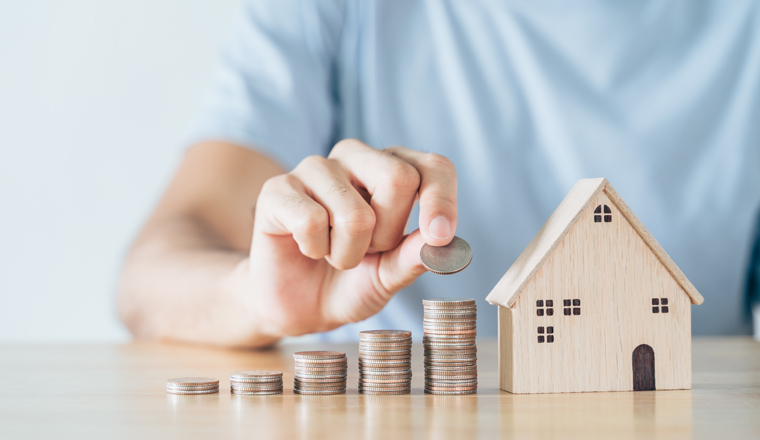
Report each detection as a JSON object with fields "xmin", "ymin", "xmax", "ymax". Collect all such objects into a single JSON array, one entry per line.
[{"xmin": 118, "ymin": 1, "xmax": 760, "ymax": 347}]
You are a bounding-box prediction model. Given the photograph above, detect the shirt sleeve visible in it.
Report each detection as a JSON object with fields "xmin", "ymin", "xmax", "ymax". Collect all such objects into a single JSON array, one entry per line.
[{"xmin": 187, "ymin": 0, "xmax": 346, "ymax": 170}]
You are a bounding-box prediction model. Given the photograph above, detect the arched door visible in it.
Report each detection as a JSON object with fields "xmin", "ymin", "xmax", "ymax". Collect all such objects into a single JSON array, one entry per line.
[{"xmin": 632, "ymin": 344, "xmax": 655, "ymax": 391}]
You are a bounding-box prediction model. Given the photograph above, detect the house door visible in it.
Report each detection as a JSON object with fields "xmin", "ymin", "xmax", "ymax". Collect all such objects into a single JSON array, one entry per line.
[{"xmin": 632, "ymin": 344, "xmax": 655, "ymax": 391}]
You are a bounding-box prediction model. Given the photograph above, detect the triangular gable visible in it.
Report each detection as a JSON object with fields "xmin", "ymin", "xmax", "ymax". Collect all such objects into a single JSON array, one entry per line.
[{"xmin": 486, "ymin": 178, "xmax": 704, "ymax": 308}]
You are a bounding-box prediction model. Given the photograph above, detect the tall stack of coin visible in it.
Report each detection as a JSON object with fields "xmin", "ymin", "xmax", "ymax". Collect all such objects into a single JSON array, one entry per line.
[
  {"xmin": 230, "ymin": 370, "xmax": 283, "ymax": 395},
  {"xmin": 423, "ymin": 298, "xmax": 478, "ymax": 395},
  {"xmin": 358, "ymin": 330, "xmax": 412, "ymax": 395},
  {"xmin": 166, "ymin": 377, "xmax": 219, "ymax": 395},
  {"xmin": 293, "ymin": 351, "xmax": 347, "ymax": 395}
]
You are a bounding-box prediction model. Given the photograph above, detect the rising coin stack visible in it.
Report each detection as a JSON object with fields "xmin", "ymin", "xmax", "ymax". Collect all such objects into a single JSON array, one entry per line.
[
  {"xmin": 166, "ymin": 377, "xmax": 219, "ymax": 395},
  {"xmin": 423, "ymin": 298, "xmax": 478, "ymax": 395},
  {"xmin": 293, "ymin": 351, "xmax": 347, "ymax": 395},
  {"xmin": 358, "ymin": 330, "xmax": 412, "ymax": 395},
  {"xmin": 229, "ymin": 370, "xmax": 283, "ymax": 395}
]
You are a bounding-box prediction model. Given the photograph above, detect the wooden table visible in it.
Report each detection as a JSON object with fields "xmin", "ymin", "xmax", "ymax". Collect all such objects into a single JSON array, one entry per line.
[{"xmin": 1, "ymin": 338, "xmax": 758, "ymax": 439}]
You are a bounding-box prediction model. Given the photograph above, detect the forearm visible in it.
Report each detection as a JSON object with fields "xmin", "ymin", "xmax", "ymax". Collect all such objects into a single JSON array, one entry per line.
[{"xmin": 117, "ymin": 216, "xmax": 279, "ymax": 348}]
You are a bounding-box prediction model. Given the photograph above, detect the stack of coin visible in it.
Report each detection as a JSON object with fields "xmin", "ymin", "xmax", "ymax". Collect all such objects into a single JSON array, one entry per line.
[
  {"xmin": 423, "ymin": 298, "xmax": 478, "ymax": 395},
  {"xmin": 293, "ymin": 351, "xmax": 347, "ymax": 395},
  {"xmin": 166, "ymin": 377, "xmax": 219, "ymax": 395},
  {"xmin": 358, "ymin": 330, "xmax": 412, "ymax": 395},
  {"xmin": 229, "ymin": 370, "xmax": 283, "ymax": 395}
]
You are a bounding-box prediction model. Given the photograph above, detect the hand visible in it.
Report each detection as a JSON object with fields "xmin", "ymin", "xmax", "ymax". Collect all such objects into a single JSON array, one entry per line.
[{"xmin": 244, "ymin": 139, "xmax": 458, "ymax": 338}]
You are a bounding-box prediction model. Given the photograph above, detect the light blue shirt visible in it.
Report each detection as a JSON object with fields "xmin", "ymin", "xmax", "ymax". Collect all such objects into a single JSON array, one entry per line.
[{"xmin": 190, "ymin": 0, "xmax": 760, "ymax": 339}]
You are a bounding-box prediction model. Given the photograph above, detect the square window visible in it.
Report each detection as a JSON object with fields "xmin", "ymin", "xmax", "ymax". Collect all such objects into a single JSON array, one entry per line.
[
  {"xmin": 604, "ymin": 215, "xmax": 612, "ymax": 222},
  {"xmin": 547, "ymin": 308, "xmax": 554, "ymax": 316},
  {"xmin": 536, "ymin": 300, "xmax": 543, "ymax": 307},
  {"xmin": 538, "ymin": 336, "xmax": 545, "ymax": 343},
  {"xmin": 547, "ymin": 326, "xmax": 554, "ymax": 334},
  {"xmin": 537, "ymin": 309, "xmax": 544, "ymax": 317},
  {"xmin": 546, "ymin": 300, "xmax": 553, "ymax": 307},
  {"xmin": 661, "ymin": 298, "xmax": 668, "ymax": 305},
  {"xmin": 662, "ymin": 306, "xmax": 669, "ymax": 313},
  {"xmin": 547, "ymin": 335, "xmax": 554, "ymax": 343},
  {"xmin": 573, "ymin": 299, "xmax": 580, "ymax": 306},
  {"xmin": 652, "ymin": 298, "xmax": 659, "ymax": 305},
  {"xmin": 538, "ymin": 326, "xmax": 545, "ymax": 334},
  {"xmin": 563, "ymin": 299, "xmax": 571, "ymax": 307},
  {"xmin": 564, "ymin": 308, "xmax": 571, "ymax": 316},
  {"xmin": 652, "ymin": 307, "xmax": 659, "ymax": 313},
  {"xmin": 594, "ymin": 215, "xmax": 602, "ymax": 222},
  {"xmin": 573, "ymin": 308, "xmax": 581, "ymax": 315}
]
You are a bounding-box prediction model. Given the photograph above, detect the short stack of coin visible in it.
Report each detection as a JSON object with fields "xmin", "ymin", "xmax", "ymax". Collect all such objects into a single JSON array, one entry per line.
[
  {"xmin": 230, "ymin": 370, "xmax": 283, "ymax": 395},
  {"xmin": 423, "ymin": 298, "xmax": 478, "ymax": 395},
  {"xmin": 358, "ymin": 330, "xmax": 412, "ymax": 395},
  {"xmin": 293, "ymin": 351, "xmax": 347, "ymax": 395},
  {"xmin": 166, "ymin": 377, "xmax": 219, "ymax": 395}
]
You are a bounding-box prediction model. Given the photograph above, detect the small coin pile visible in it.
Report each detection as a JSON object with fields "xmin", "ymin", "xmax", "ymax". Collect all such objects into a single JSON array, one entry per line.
[
  {"xmin": 230, "ymin": 370, "xmax": 283, "ymax": 395},
  {"xmin": 423, "ymin": 298, "xmax": 478, "ymax": 395},
  {"xmin": 358, "ymin": 330, "xmax": 412, "ymax": 395},
  {"xmin": 166, "ymin": 377, "xmax": 219, "ymax": 395},
  {"xmin": 293, "ymin": 351, "xmax": 347, "ymax": 395}
]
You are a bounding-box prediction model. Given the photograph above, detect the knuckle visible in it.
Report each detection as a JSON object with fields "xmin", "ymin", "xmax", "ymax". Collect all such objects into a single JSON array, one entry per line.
[
  {"xmin": 327, "ymin": 177, "xmax": 353, "ymax": 198},
  {"xmin": 421, "ymin": 153, "xmax": 456, "ymax": 175},
  {"xmin": 295, "ymin": 155, "xmax": 329, "ymax": 172},
  {"xmin": 259, "ymin": 174, "xmax": 297, "ymax": 206},
  {"xmin": 329, "ymin": 138, "xmax": 365, "ymax": 157},
  {"xmin": 294, "ymin": 208, "xmax": 329, "ymax": 237},
  {"xmin": 385, "ymin": 162, "xmax": 421, "ymax": 192},
  {"xmin": 334, "ymin": 206, "xmax": 376, "ymax": 236}
]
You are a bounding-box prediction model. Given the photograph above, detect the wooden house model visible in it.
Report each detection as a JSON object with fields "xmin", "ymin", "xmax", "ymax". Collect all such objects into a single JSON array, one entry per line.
[{"xmin": 486, "ymin": 178, "xmax": 704, "ymax": 394}]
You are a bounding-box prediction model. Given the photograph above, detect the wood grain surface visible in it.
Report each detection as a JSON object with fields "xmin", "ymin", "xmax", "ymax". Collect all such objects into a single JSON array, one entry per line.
[{"xmin": 1, "ymin": 338, "xmax": 758, "ymax": 439}]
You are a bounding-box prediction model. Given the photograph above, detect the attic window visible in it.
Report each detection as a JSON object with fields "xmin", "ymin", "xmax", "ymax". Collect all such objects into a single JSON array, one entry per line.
[
  {"xmin": 536, "ymin": 300, "xmax": 553, "ymax": 317},
  {"xmin": 652, "ymin": 298, "xmax": 669, "ymax": 314},
  {"xmin": 594, "ymin": 205, "xmax": 612, "ymax": 223}
]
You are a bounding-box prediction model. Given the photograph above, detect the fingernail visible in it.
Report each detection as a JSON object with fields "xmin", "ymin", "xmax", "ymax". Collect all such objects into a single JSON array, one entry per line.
[{"xmin": 428, "ymin": 216, "xmax": 452, "ymax": 240}]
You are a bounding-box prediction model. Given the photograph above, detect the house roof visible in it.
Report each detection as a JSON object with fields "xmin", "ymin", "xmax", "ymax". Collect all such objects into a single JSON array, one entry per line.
[{"xmin": 486, "ymin": 178, "xmax": 704, "ymax": 308}]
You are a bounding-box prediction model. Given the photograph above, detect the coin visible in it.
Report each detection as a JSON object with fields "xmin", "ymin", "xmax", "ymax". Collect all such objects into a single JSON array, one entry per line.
[
  {"xmin": 359, "ymin": 389, "xmax": 411, "ymax": 395},
  {"xmin": 230, "ymin": 370, "xmax": 282, "ymax": 380},
  {"xmin": 167, "ymin": 377, "xmax": 219, "ymax": 387},
  {"xmin": 294, "ymin": 388, "xmax": 347, "ymax": 395},
  {"xmin": 293, "ymin": 351, "xmax": 346, "ymax": 360},
  {"xmin": 166, "ymin": 388, "xmax": 220, "ymax": 395},
  {"xmin": 360, "ymin": 330, "xmax": 412, "ymax": 338},
  {"xmin": 231, "ymin": 389, "xmax": 283, "ymax": 395},
  {"xmin": 166, "ymin": 384, "xmax": 220, "ymax": 391},
  {"xmin": 420, "ymin": 237, "xmax": 473, "ymax": 275}
]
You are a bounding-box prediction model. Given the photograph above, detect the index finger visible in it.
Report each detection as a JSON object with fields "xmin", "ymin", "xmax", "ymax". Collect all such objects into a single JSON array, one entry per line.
[{"xmin": 385, "ymin": 147, "xmax": 457, "ymax": 247}]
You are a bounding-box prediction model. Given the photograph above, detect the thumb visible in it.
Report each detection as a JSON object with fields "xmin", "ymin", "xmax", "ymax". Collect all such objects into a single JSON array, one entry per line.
[{"xmin": 376, "ymin": 229, "xmax": 427, "ymax": 294}]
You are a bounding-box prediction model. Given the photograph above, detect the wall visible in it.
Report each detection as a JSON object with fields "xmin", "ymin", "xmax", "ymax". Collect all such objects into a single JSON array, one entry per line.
[{"xmin": 0, "ymin": 0, "xmax": 242, "ymax": 341}]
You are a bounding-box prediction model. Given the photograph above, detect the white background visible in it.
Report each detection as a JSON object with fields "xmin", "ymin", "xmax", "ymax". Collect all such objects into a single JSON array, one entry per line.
[{"xmin": 0, "ymin": 0, "xmax": 242, "ymax": 342}]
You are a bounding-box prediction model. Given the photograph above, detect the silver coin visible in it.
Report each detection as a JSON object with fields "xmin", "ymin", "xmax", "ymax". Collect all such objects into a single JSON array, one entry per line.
[
  {"xmin": 231, "ymin": 389, "xmax": 283, "ymax": 395},
  {"xmin": 359, "ymin": 389, "xmax": 411, "ymax": 395},
  {"xmin": 167, "ymin": 377, "xmax": 219, "ymax": 387},
  {"xmin": 166, "ymin": 388, "xmax": 219, "ymax": 395},
  {"xmin": 420, "ymin": 237, "xmax": 473, "ymax": 275},
  {"xmin": 293, "ymin": 388, "xmax": 347, "ymax": 395}
]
